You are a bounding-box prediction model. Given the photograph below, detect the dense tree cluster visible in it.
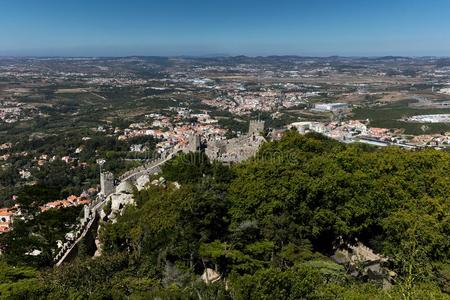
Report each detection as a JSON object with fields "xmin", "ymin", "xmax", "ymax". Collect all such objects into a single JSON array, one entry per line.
[
  {"xmin": 0, "ymin": 132, "xmax": 156, "ymax": 207},
  {"xmin": 1, "ymin": 132, "xmax": 450, "ymax": 299},
  {"xmin": 0, "ymin": 206, "xmax": 82, "ymax": 268}
]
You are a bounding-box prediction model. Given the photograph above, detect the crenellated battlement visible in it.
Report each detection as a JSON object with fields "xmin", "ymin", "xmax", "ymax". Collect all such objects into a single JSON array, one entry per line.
[{"xmin": 248, "ymin": 120, "xmax": 265, "ymax": 135}]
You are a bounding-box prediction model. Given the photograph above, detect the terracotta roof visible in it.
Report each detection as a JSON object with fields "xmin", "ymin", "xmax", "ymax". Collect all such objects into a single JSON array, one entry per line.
[
  {"xmin": 0, "ymin": 209, "xmax": 13, "ymax": 216},
  {"xmin": 0, "ymin": 227, "xmax": 10, "ymax": 233},
  {"xmin": 39, "ymin": 195, "xmax": 91, "ymax": 212}
]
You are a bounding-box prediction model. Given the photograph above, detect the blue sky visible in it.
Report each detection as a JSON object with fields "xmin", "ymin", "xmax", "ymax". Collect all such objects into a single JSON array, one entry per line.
[{"xmin": 1, "ymin": 0, "xmax": 450, "ymax": 56}]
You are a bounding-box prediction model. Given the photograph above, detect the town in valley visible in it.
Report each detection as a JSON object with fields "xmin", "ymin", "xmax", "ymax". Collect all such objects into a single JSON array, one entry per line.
[
  {"xmin": 1, "ymin": 55, "xmax": 450, "ymax": 298},
  {"xmin": 3, "ymin": 55, "xmax": 450, "ymax": 237}
]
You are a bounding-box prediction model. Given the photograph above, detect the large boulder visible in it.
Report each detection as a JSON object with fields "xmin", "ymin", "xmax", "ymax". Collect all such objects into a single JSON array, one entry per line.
[
  {"xmin": 115, "ymin": 180, "xmax": 134, "ymax": 194},
  {"xmin": 136, "ymin": 174, "xmax": 150, "ymax": 191},
  {"xmin": 201, "ymin": 268, "xmax": 221, "ymax": 284},
  {"xmin": 331, "ymin": 241, "xmax": 395, "ymax": 288},
  {"xmin": 110, "ymin": 193, "xmax": 134, "ymax": 212}
]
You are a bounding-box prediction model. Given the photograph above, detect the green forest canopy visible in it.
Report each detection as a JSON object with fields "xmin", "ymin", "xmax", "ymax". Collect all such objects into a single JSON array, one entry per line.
[{"xmin": 1, "ymin": 131, "xmax": 450, "ymax": 299}]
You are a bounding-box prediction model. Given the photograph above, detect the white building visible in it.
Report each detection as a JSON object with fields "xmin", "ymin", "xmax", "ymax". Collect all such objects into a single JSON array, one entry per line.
[
  {"xmin": 314, "ymin": 103, "xmax": 350, "ymax": 112},
  {"xmin": 289, "ymin": 122, "xmax": 327, "ymax": 134}
]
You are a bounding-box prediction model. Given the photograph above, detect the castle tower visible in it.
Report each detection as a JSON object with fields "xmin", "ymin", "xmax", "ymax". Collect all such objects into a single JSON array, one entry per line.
[
  {"xmin": 186, "ymin": 133, "xmax": 201, "ymax": 153},
  {"xmin": 248, "ymin": 120, "xmax": 265, "ymax": 136},
  {"xmin": 82, "ymin": 205, "xmax": 90, "ymax": 223},
  {"xmin": 100, "ymin": 171, "xmax": 115, "ymax": 197}
]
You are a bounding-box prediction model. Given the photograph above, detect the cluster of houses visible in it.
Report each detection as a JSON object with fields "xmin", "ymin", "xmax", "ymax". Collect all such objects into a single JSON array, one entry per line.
[
  {"xmin": 289, "ymin": 119, "xmax": 450, "ymax": 149},
  {"xmin": 289, "ymin": 120, "xmax": 368, "ymax": 141},
  {"xmin": 0, "ymin": 193, "xmax": 92, "ymax": 235},
  {"xmin": 39, "ymin": 194, "xmax": 91, "ymax": 212},
  {"xmin": 119, "ymin": 111, "xmax": 227, "ymax": 155},
  {"xmin": 0, "ymin": 206, "xmax": 16, "ymax": 234}
]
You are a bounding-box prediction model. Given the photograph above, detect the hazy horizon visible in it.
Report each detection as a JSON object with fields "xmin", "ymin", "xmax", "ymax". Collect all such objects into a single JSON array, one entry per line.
[{"xmin": 1, "ymin": 53, "xmax": 450, "ymax": 59}]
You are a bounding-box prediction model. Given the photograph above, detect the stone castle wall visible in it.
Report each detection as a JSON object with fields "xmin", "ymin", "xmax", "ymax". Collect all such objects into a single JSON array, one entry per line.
[{"xmin": 205, "ymin": 120, "xmax": 266, "ymax": 163}]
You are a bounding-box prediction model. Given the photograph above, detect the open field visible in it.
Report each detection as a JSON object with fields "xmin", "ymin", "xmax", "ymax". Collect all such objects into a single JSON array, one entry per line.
[
  {"xmin": 353, "ymin": 100, "xmax": 450, "ymax": 134},
  {"xmin": 55, "ymin": 88, "xmax": 90, "ymax": 94},
  {"xmin": 209, "ymin": 74, "xmax": 423, "ymax": 85}
]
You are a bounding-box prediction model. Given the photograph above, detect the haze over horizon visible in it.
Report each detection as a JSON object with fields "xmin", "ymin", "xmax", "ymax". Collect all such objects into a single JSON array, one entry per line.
[{"xmin": 1, "ymin": 0, "xmax": 450, "ymax": 57}]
